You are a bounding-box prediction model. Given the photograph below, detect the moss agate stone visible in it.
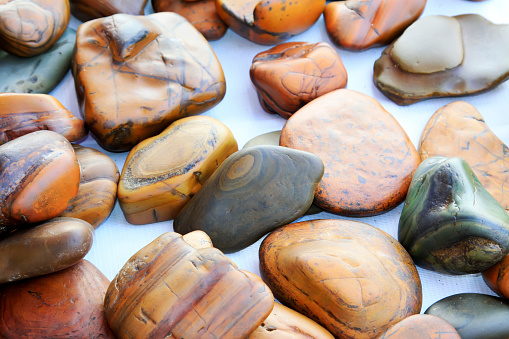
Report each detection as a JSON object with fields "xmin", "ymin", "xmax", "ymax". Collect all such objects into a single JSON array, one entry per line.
[{"xmin": 399, "ymin": 157, "xmax": 509, "ymax": 274}]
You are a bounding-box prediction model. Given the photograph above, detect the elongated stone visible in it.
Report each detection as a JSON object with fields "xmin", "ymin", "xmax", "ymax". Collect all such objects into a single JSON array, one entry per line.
[
  {"xmin": 378, "ymin": 314, "xmax": 460, "ymax": 339},
  {"xmin": 70, "ymin": 0, "xmax": 147, "ymax": 21},
  {"xmin": 483, "ymin": 254, "xmax": 509, "ymax": 298},
  {"xmin": 399, "ymin": 157, "xmax": 509, "ymax": 274},
  {"xmin": 173, "ymin": 145, "xmax": 324, "ymax": 253},
  {"xmin": 259, "ymin": 219, "xmax": 422, "ymax": 339}
]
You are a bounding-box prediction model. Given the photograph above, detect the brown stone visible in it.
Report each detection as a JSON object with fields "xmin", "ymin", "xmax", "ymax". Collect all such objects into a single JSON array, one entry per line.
[
  {"xmin": 280, "ymin": 89, "xmax": 420, "ymax": 216},
  {"xmin": 250, "ymin": 42, "xmax": 347, "ymax": 119},
  {"xmin": 72, "ymin": 13, "xmax": 226, "ymax": 152},
  {"xmin": 0, "ymin": 0, "xmax": 70, "ymax": 57},
  {"xmin": 69, "ymin": 0, "xmax": 147, "ymax": 21},
  {"xmin": 483, "ymin": 254, "xmax": 509, "ymax": 299},
  {"xmin": 378, "ymin": 314, "xmax": 461, "ymax": 339}
]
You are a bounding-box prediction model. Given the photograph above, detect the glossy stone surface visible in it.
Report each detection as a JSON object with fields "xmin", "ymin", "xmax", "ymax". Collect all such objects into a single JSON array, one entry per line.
[
  {"xmin": 0, "ymin": 217, "xmax": 94, "ymax": 284},
  {"xmin": 0, "ymin": 130, "xmax": 80, "ymax": 236},
  {"xmin": 104, "ymin": 231, "xmax": 274, "ymax": 339},
  {"xmin": 483, "ymin": 254, "xmax": 509, "ymax": 298},
  {"xmin": 70, "ymin": 0, "xmax": 147, "ymax": 21},
  {"xmin": 0, "ymin": 260, "xmax": 114, "ymax": 338},
  {"xmin": 374, "ymin": 15, "xmax": 509, "ymax": 105},
  {"xmin": 72, "ymin": 13, "xmax": 226, "ymax": 152},
  {"xmin": 419, "ymin": 101, "xmax": 509, "ymax": 211},
  {"xmin": 0, "ymin": 28, "xmax": 76, "ymax": 94},
  {"xmin": 60, "ymin": 145, "xmax": 119, "ymax": 228},
  {"xmin": 324, "ymin": 0, "xmax": 426, "ymax": 51},
  {"xmin": 259, "ymin": 219, "xmax": 422, "ymax": 339},
  {"xmin": 216, "ymin": 0, "xmax": 326, "ymax": 45},
  {"xmin": 250, "ymin": 42, "xmax": 347, "ymax": 119},
  {"xmin": 173, "ymin": 145, "xmax": 324, "ymax": 253},
  {"xmin": 378, "ymin": 314, "xmax": 460, "ymax": 339},
  {"xmin": 153, "ymin": 0, "xmax": 227, "ymax": 40},
  {"xmin": 280, "ymin": 89, "xmax": 420, "ymax": 216},
  {"xmin": 425, "ymin": 293, "xmax": 509, "ymax": 339},
  {"xmin": 0, "ymin": 93, "xmax": 86, "ymax": 145},
  {"xmin": 118, "ymin": 116, "xmax": 238, "ymax": 224},
  {"xmin": 0, "ymin": 0, "xmax": 70, "ymax": 57},
  {"xmin": 399, "ymin": 157, "xmax": 509, "ymax": 274}
]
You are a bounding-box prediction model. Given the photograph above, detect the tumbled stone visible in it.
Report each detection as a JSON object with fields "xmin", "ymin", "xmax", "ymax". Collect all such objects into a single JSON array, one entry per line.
[
  {"xmin": 280, "ymin": 89, "xmax": 420, "ymax": 216},
  {"xmin": 378, "ymin": 314, "xmax": 460, "ymax": 339},
  {"xmin": 324, "ymin": 0, "xmax": 426, "ymax": 51},
  {"xmin": 0, "ymin": 130, "xmax": 80, "ymax": 236},
  {"xmin": 216, "ymin": 0, "xmax": 325, "ymax": 45},
  {"xmin": 104, "ymin": 231, "xmax": 274, "ymax": 339},
  {"xmin": 419, "ymin": 101, "xmax": 509, "ymax": 211},
  {"xmin": 72, "ymin": 13, "xmax": 226, "ymax": 152},
  {"xmin": 60, "ymin": 145, "xmax": 119, "ymax": 228},
  {"xmin": 182, "ymin": 229, "xmax": 213, "ymax": 250},
  {"xmin": 173, "ymin": 145, "xmax": 324, "ymax": 252},
  {"xmin": 425, "ymin": 293, "xmax": 509, "ymax": 339},
  {"xmin": 118, "ymin": 116, "xmax": 238, "ymax": 225},
  {"xmin": 0, "ymin": 217, "xmax": 94, "ymax": 284},
  {"xmin": 0, "ymin": 260, "xmax": 115, "ymax": 338},
  {"xmin": 70, "ymin": 0, "xmax": 147, "ymax": 21},
  {"xmin": 250, "ymin": 42, "xmax": 347, "ymax": 119},
  {"xmin": 259, "ymin": 219, "xmax": 422, "ymax": 339},
  {"xmin": 374, "ymin": 14, "xmax": 509, "ymax": 105},
  {"xmin": 483, "ymin": 254, "xmax": 509, "ymax": 299},
  {"xmin": 399, "ymin": 157, "xmax": 509, "ymax": 274},
  {"xmin": 0, "ymin": 93, "xmax": 86, "ymax": 145},
  {"xmin": 0, "ymin": 0, "xmax": 70, "ymax": 57}
]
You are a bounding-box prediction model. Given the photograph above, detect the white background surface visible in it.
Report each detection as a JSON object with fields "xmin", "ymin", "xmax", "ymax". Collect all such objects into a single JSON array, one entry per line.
[{"xmin": 47, "ymin": 0, "xmax": 509, "ymax": 313}]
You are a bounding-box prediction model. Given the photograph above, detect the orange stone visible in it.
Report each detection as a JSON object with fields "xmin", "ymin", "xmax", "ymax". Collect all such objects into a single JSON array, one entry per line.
[
  {"xmin": 378, "ymin": 314, "xmax": 460, "ymax": 339},
  {"xmin": 70, "ymin": 0, "xmax": 147, "ymax": 21},
  {"xmin": 483, "ymin": 254, "xmax": 509, "ymax": 299}
]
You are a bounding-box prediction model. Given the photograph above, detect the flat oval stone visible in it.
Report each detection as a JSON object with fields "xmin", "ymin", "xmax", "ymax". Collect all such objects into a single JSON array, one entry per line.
[
  {"xmin": 280, "ymin": 89, "xmax": 420, "ymax": 216},
  {"xmin": 259, "ymin": 219, "xmax": 422, "ymax": 339},
  {"xmin": 104, "ymin": 231, "xmax": 274, "ymax": 339},
  {"xmin": 0, "ymin": 0, "xmax": 70, "ymax": 57},
  {"xmin": 118, "ymin": 116, "xmax": 238, "ymax": 225},
  {"xmin": 419, "ymin": 101, "xmax": 509, "ymax": 211},
  {"xmin": 216, "ymin": 0, "xmax": 326, "ymax": 45},
  {"xmin": 70, "ymin": 0, "xmax": 147, "ymax": 21},
  {"xmin": 0, "ymin": 260, "xmax": 115, "ymax": 338},
  {"xmin": 173, "ymin": 145, "xmax": 324, "ymax": 253},
  {"xmin": 0, "ymin": 217, "xmax": 94, "ymax": 284},
  {"xmin": 425, "ymin": 293, "xmax": 509, "ymax": 339},
  {"xmin": 378, "ymin": 314, "xmax": 460, "ymax": 339},
  {"xmin": 60, "ymin": 145, "xmax": 119, "ymax": 228},
  {"xmin": 72, "ymin": 13, "xmax": 226, "ymax": 151},
  {"xmin": 0, "ymin": 130, "xmax": 80, "ymax": 235},
  {"xmin": 483, "ymin": 254, "xmax": 509, "ymax": 298},
  {"xmin": 250, "ymin": 42, "xmax": 347, "ymax": 119},
  {"xmin": 399, "ymin": 157, "xmax": 509, "ymax": 274},
  {"xmin": 0, "ymin": 93, "xmax": 86, "ymax": 145},
  {"xmin": 324, "ymin": 0, "xmax": 426, "ymax": 51}
]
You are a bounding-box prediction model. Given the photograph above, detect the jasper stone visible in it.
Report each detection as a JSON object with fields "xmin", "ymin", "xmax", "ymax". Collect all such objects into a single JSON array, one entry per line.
[
  {"xmin": 104, "ymin": 231, "xmax": 274, "ymax": 339},
  {"xmin": 259, "ymin": 219, "xmax": 422, "ymax": 339},
  {"xmin": 216, "ymin": 0, "xmax": 326, "ymax": 45},
  {"xmin": 378, "ymin": 314, "xmax": 460, "ymax": 339},
  {"xmin": 0, "ymin": 217, "xmax": 94, "ymax": 284},
  {"xmin": 374, "ymin": 14, "xmax": 509, "ymax": 105},
  {"xmin": 0, "ymin": 93, "xmax": 86, "ymax": 145},
  {"xmin": 398, "ymin": 157, "xmax": 509, "ymax": 275},
  {"xmin": 0, "ymin": 260, "xmax": 115, "ymax": 338},
  {"xmin": 324, "ymin": 0, "xmax": 426, "ymax": 51},
  {"xmin": 152, "ymin": 0, "xmax": 227, "ymax": 40},
  {"xmin": 70, "ymin": 0, "xmax": 147, "ymax": 21},
  {"xmin": 419, "ymin": 101, "xmax": 509, "ymax": 211},
  {"xmin": 72, "ymin": 13, "xmax": 226, "ymax": 152},
  {"xmin": 60, "ymin": 145, "xmax": 119, "ymax": 228},
  {"xmin": 483, "ymin": 254, "xmax": 509, "ymax": 298},
  {"xmin": 173, "ymin": 145, "xmax": 324, "ymax": 253},
  {"xmin": 250, "ymin": 42, "xmax": 347, "ymax": 119},
  {"xmin": 425, "ymin": 293, "xmax": 509, "ymax": 339},
  {"xmin": 0, "ymin": 0, "xmax": 70, "ymax": 57},
  {"xmin": 0, "ymin": 130, "xmax": 80, "ymax": 235},
  {"xmin": 118, "ymin": 116, "xmax": 238, "ymax": 225},
  {"xmin": 0, "ymin": 28, "xmax": 76, "ymax": 94},
  {"xmin": 280, "ymin": 89, "xmax": 420, "ymax": 216}
]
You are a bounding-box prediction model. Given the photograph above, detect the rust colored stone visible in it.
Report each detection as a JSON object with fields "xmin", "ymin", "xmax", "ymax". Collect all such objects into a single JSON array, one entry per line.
[
  {"xmin": 72, "ymin": 13, "xmax": 226, "ymax": 152},
  {"xmin": 280, "ymin": 89, "xmax": 420, "ymax": 216},
  {"xmin": 0, "ymin": 0, "xmax": 70, "ymax": 57},
  {"xmin": 483, "ymin": 254, "xmax": 509, "ymax": 299},
  {"xmin": 182, "ymin": 230, "xmax": 213, "ymax": 249},
  {"xmin": 69, "ymin": 0, "xmax": 147, "ymax": 21},
  {"xmin": 378, "ymin": 314, "xmax": 460, "ymax": 339},
  {"xmin": 0, "ymin": 93, "xmax": 87, "ymax": 145},
  {"xmin": 216, "ymin": 0, "xmax": 326, "ymax": 45},
  {"xmin": 250, "ymin": 42, "xmax": 347, "ymax": 119}
]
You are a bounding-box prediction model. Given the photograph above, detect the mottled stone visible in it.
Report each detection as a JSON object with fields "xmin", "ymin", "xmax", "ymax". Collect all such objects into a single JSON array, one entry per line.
[
  {"xmin": 250, "ymin": 42, "xmax": 347, "ymax": 119},
  {"xmin": 173, "ymin": 145, "xmax": 324, "ymax": 253},
  {"xmin": 72, "ymin": 13, "xmax": 226, "ymax": 152},
  {"xmin": 280, "ymin": 89, "xmax": 420, "ymax": 216},
  {"xmin": 378, "ymin": 314, "xmax": 460, "ymax": 339},
  {"xmin": 483, "ymin": 254, "xmax": 509, "ymax": 299},
  {"xmin": 70, "ymin": 0, "xmax": 147, "ymax": 21},
  {"xmin": 399, "ymin": 157, "xmax": 509, "ymax": 274},
  {"xmin": 259, "ymin": 219, "xmax": 422, "ymax": 339}
]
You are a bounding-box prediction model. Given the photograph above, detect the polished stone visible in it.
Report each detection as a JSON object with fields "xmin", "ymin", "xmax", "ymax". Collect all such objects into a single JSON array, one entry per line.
[
  {"xmin": 378, "ymin": 314, "xmax": 460, "ymax": 339},
  {"xmin": 70, "ymin": 0, "xmax": 147, "ymax": 21},
  {"xmin": 483, "ymin": 254, "xmax": 509, "ymax": 299}
]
